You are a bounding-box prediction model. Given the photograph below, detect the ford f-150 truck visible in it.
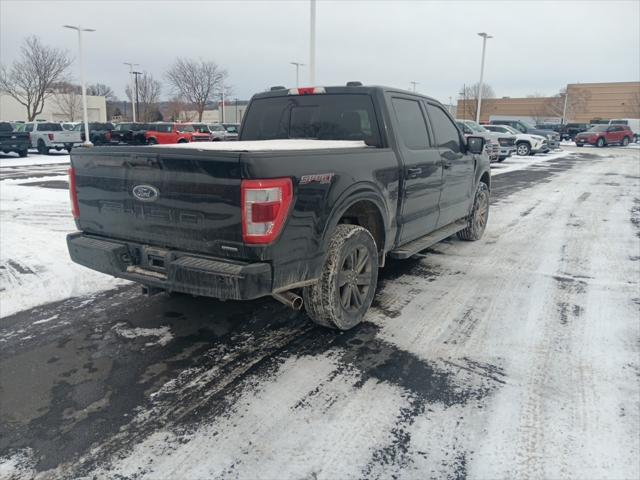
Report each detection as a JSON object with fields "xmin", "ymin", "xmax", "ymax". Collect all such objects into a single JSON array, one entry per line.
[
  {"xmin": 0, "ymin": 122, "xmax": 30, "ymax": 157},
  {"xmin": 67, "ymin": 85, "xmax": 491, "ymax": 330},
  {"xmin": 25, "ymin": 122, "xmax": 82, "ymax": 154}
]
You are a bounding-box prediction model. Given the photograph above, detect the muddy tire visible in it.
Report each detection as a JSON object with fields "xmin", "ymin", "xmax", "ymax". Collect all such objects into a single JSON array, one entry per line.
[
  {"xmin": 458, "ymin": 182, "xmax": 489, "ymax": 241},
  {"xmin": 621, "ymin": 136, "xmax": 630, "ymax": 146},
  {"xmin": 303, "ymin": 224, "xmax": 378, "ymax": 330}
]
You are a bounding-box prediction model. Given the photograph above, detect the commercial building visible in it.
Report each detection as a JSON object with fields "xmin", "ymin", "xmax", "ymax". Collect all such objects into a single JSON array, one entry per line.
[
  {"xmin": 457, "ymin": 81, "xmax": 640, "ymax": 123},
  {"xmin": 0, "ymin": 93, "xmax": 107, "ymax": 122}
]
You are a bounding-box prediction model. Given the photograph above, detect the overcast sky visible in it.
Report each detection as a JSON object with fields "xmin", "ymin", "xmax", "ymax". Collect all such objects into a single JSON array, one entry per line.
[{"xmin": 2, "ymin": 0, "xmax": 639, "ymax": 105}]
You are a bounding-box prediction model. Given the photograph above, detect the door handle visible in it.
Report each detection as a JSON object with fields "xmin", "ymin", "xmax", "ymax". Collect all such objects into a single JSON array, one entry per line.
[{"xmin": 407, "ymin": 167, "xmax": 422, "ymax": 178}]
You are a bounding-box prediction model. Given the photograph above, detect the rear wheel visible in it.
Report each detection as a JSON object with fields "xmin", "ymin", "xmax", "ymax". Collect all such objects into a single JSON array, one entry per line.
[
  {"xmin": 596, "ymin": 137, "xmax": 605, "ymax": 147},
  {"xmin": 177, "ymin": 139, "xmax": 188, "ymax": 143},
  {"xmin": 458, "ymin": 182, "xmax": 489, "ymax": 241},
  {"xmin": 621, "ymin": 136, "xmax": 630, "ymax": 146},
  {"xmin": 516, "ymin": 142, "xmax": 530, "ymax": 156},
  {"xmin": 147, "ymin": 138, "xmax": 158, "ymax": 145},
  {"xmin": 37, "ymin": 140, "xmax": 49, "ymax": 155},
  {"xmin": 303, "ymin": 224, "xmax": 378, "ymax": 330},
  {"xmin": 18, "ymin": 149, "xmax": 28, "ymax": 157}
]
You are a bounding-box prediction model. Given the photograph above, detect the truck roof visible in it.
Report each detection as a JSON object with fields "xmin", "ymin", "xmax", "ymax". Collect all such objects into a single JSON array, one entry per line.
[{"xmin": 251, "ymin": 85, "xmax": 442, "ymax": 105}]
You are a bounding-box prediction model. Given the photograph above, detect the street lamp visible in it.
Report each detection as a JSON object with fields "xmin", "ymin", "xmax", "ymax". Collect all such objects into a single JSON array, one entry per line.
[
  {"xmin": 63, "ymin": 24, "xmax": 95, "ymax": 147},
  {"xmin": 309, "ymin": 0, "xmax": 316, "ymax": 84},
  {"xmin": 290, "ymin": 62, "xmax": 305, "ymax": 87},
  {"xmin": 476, "ymin": 32, "xmax": 493, "ymax": 123},
  {"xmin": 410, "ymin": 81, "xmax": 418, "ymax": 93},
  {"xmin": 132, "ymin": 71, "xmax": 142, "ymax": 122},
  {"xmin": 123, "ymin": 62, "xmax": 139, "ymax": 122}
]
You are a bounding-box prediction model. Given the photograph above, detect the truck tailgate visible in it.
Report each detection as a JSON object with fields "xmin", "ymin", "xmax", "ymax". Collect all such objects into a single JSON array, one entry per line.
[{"xmin": 71, "ymin": 147, "xmax": 242, "ymax": 253}]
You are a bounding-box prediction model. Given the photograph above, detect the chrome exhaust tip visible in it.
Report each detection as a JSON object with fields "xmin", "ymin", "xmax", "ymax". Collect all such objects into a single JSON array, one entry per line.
[{"xmin": 272, "ymin": 291, "xmax": 303, "ymax": 310}]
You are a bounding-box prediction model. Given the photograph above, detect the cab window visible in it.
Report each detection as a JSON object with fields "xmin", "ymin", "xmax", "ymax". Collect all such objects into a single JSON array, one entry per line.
[{"xmin": 426, "ymin": 104, "xmax": 461, "ymax": 153}]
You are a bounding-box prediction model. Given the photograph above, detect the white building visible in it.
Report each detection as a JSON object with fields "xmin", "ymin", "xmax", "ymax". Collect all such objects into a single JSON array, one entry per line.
[{"xmin": 0, "ymin": 93, "xmax": 107, "ymax": 122}]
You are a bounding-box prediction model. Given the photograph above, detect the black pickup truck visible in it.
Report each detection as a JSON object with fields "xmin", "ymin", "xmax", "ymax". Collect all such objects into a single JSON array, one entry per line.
[
  {"xmin": 67, "ymin": 85, "xmax": 491, "ymax": 330},
  {"xmin": 0, "ymin": 122, "xmax": 30, "ymax": 157},
  {"xmin": 110, "ymin": 122, "xmax": 149, "ymax": 145}
]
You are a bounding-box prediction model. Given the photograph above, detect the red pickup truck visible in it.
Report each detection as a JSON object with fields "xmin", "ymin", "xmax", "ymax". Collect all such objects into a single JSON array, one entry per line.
[
  {"xmin": 575, "ymin": 124, "xmax": 633, "ymax": 147},
  {"xmin": 145, "ymin": 123, "xmax": 210, "ymax": 144}
]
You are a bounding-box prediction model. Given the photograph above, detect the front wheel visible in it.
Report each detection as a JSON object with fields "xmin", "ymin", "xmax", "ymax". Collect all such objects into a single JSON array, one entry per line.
[
  {"xmin": 147, "ymin": 138, "xmax": 158, "ymax": 145},
  {"xmin": 516, "ymin": 142, "xmax": 531, "ymax": 156},
  {"xmin": 458, "ymin": 182, "xmax": 489, "ymax": 241},
  {"xmin": 37, "ymin": 140, "xmax": 49, "ymax": 155},
  {"xmin": 596, "ymin": 137, "xmax": 605, "ymax": 147},
  {"xmin": 621, "ymin": 136, "xmax": 630, "ymax": 146},
  {"xmin": 303, "ymin": 224, "xmax": 378, "ymax": 330}
]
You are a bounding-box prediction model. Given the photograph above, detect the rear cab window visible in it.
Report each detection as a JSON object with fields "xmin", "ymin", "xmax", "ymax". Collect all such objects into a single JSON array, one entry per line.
[{"xmin": 241, "ymin": 93, "xmax": 382, "ymax": 146}]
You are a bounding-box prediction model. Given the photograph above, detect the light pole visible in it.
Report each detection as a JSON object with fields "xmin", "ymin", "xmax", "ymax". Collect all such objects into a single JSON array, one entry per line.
[
  {"xmin": 309, "ymin": 0, "xmax": 316, "ymax": 85},
  {"xmin": 63, "ymin": 24, "xmax": 95, "ymax": 147},
  {"xmin": 476, "ymin": 32, "xmax": 493, "ymax": 123},
  {"xmin": 132, "ymin": 71, "xmax": 142, "ymax": 121},
  {"xmin": 410, "ymin": 81, "xmax": 418, "ymax": 93},
  {"xmin": 290, "ymin": 62, "xmax": 305, "ymax": 87},
  {"xmin": 123, "ymin": 62, "xmax": 139, "ymax": 121}
]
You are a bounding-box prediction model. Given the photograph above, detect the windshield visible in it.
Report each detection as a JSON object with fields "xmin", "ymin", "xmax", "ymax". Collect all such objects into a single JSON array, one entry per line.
[
  {"xmin": 223, "ymin": 124, "xmax": 239, "ymax": 133},
  {"xmin": 241, "ymin": 94, "xmax": 381, "ymax": 145}
]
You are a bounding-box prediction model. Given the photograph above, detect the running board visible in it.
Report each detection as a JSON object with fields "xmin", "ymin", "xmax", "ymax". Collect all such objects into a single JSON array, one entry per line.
[{"xmin": 390, "ymin": 220, "xmax": 467, "ymax": 259}]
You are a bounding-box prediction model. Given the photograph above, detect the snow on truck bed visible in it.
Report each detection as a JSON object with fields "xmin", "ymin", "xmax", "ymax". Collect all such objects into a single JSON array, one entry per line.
[{"xmin": 152, "ymin": 139, "xmax": 368, "ymax": 151}]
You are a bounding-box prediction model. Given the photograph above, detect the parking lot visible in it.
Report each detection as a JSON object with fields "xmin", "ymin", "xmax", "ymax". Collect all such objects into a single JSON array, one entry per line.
[{"xmin": 1, "ymin": 145, "xmax": 638, "ymax": 479}]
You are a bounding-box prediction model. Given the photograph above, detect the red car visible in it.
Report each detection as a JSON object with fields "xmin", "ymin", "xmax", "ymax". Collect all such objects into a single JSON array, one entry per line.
[
  {"xmin": 145, "ymin": 123, "xmax": 210, "ymax": 144},
  {"xmin": 575, "ymin": 124, "xmax": 633, "ymax": 147}
]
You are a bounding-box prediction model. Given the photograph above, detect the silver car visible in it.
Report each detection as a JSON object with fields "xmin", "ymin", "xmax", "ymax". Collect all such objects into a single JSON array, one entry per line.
[{"xmin": 207, "ymin": 124, "xmax": 228, "ymax": 141}]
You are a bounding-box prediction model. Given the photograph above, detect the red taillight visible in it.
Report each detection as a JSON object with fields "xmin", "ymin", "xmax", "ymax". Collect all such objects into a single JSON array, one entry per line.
[
  {"xmin": 48, "ymin": 133, "xmax": 54, "ymax": 140},
  {"xmin": 68, "ymin": 167, "xmax": 80, "ymax": 219},
  {"xmin": 241, "ymin": 178, "xmax": 293, "ymax": 244}
]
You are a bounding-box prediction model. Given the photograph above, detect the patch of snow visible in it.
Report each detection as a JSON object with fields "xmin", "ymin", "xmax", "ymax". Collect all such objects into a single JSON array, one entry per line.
[
  {"xmin": 491, "ymin": 149, "xmax": 572, "ymax": 176},
  {"xmin": 32, "ymin": 314, "xmax": 59, "ymax": 325},
  {"xmin": 113, "ymin": 322, "xmax": 174, "ymax": 346},
  {"xmin": 0, "ymin": 449, "xmax": 36, "ymax": 480},
  {"xmin": 0, "ymin": 151, "xmax": 70, "ymax": 167},
  {"xmin": 153, "ymin": 139, "xmax": 368, "ymax": 151},
  {"xmin": 0, "ymin": 175, "xmax": 127, "ymax": 318}
]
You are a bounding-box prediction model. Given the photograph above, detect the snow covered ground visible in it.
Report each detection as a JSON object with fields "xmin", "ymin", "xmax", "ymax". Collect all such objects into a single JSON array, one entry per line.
[
  {"xmin": 0, "ymin": 147, "xmax": 638, "ymax": 479},
  {"xmin": 0, "ymin": 173, "xmax": 127, "ymax": 318},
  {"xmin": 0, "ymin": 150, "xmax": 71, "ymax": 167}
]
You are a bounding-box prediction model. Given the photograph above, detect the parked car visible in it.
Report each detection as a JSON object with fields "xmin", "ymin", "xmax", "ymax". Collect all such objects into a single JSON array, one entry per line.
[
  {"xmin": 490, "ymin": 119, "xmax": 560, "ymax": 149},
  {"xmin": 0, "ymin": 122, "xmax": 30, "ymax": 157},
  {"xmin": 560, "ymin": 123, "xmax": 590, "ymax": 141},
  {"xmin": 144, "ymin": 123, "xmax": 211, "ymax": 144},
  {"xmin": 187, "ymin": 123, "xmax": 213, "ymax": 140},
  {"xmin": 483, "ymin": 124, "xmax": 549, "ymax": 156},
  {"xmin": 609, "ymin": 119, "xmax": 639, "ymax": 143},
  {"xmin": 207, "ymin": 123, "xmax": 232, "ymax": 141},
  {"xmin": 24, "ymin": 121, "xmax": 82, "ymax": 154},
  {"xmin": 457, "ymin": 119, "xmax": 514, "ymax": 162},
  {"xmin": 67, "ymin": 84, "xmax": 491, "ymax": 330},
  {"xmin": 535, "ymin": 123, "xmax": 562, "ymax": 134},
  {"xmin": 222, "ymin": 123, "xmax": 240, "ymax": 140},
  {"xmin": 110, "ymin": 123, "xmax": 149, "ymax": 145},
  {"xmin": 73, "ymin": 122, "xmax": 115, "ymax": 145},
  {"xmin": 575, "ymin": 124, "xmax": 634, "ymax": 147}
]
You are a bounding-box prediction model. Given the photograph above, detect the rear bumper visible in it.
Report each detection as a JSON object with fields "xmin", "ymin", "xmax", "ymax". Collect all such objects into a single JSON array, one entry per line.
[
  {"xmin": 498, "ymin": 146, "xmax": 516, "ymax": 158},
  {"xmin": 67, "ymin": 232, "xmax": 272, "ymax": 300}
]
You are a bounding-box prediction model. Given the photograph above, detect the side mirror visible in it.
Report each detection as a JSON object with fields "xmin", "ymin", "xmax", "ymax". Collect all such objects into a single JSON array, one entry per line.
[{"xmin": 467, "ymin": 136, "xmax": 485, "ymax": 154}]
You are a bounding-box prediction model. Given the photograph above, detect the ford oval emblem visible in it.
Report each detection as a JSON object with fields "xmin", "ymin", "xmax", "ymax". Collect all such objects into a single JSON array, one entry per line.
[{"xmin": 132, "ymin": 184, "xmax": 160, "ymax": 202}]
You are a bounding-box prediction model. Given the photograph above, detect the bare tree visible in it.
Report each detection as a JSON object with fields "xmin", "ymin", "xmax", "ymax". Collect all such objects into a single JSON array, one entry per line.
[
  {"xmin": 532, "ymin": 88, "xmax": 592, "ymax": 123},
  {"xmin": 458, "ymin": 82, "xmax": 495, "ymax": 120},
  {"xmin": 0, "ymin": 36, "xmax": 72, "ymax": 121},
  {"xmin": 87, "ymin": 83, "xmax": 116, "ymax": 101},
  {"xmin": 165, "ymin": 58, "xmax": 227, "ymax": 122},
  {"xmin": 125, "ymin": 73, "xmax": 162, "ymax": 122},
  {"xmin": 52, "ymin": 82, "xmax": 82, "ymax": 121}
]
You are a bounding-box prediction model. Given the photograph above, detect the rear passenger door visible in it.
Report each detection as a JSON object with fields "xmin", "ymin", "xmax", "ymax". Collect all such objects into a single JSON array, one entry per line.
[
  {"xmin": 425, "ymin": 103, "xmax": 474, "ymax": 227},
  {"xmin": 391, "ymin": 96, "xmax": 443, "ymax": 244}
]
